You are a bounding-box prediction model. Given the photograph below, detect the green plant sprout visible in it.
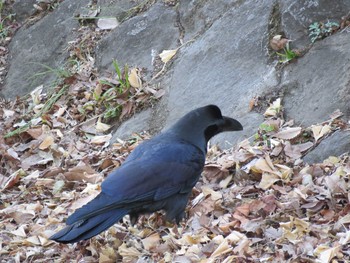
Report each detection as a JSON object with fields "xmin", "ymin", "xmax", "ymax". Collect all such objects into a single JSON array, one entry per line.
[
  {"xmin": 309, "ymin": 21, "xmax": 339, "ymax": 43},
  {"xmin": 112, "ymin": 59, "xmax": 130, "ymax": 89},
  {"xmin": 254, "ymin": 123, "xmax": 277, "ymax": 148},
  {"xmin": 93, "ymin": 60, "xmax": 132, "ymax": 121},
  {"xmin": 276, "ymin": 43, "xmax": 297, "ymax": 63}
]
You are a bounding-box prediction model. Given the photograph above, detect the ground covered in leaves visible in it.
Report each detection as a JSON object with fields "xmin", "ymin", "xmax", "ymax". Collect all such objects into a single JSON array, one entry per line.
[{"xmin": 1, "ymin": 86, "xmax": 350, "ymax": 263}]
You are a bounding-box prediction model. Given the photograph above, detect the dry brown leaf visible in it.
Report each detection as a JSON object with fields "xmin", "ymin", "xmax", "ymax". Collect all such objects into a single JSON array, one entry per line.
[
  {"xmin": 3, "ymin": 108, "xmax": 15, "ymax": 118},
  {"xmin": 311, "ymin": 124, "xmax": 331, "ymax": 142},
  {"xmin": 210, "ymin": 236, "xmax": 231, "ymax": 259},
  {"xmin": 258, "ymin": 172, "xmax": 280, "ymax": 190},
  {"xmin": 70, "ymin": 195, "xmax": 100, "ymax": 211},
  {"xmin": 30, "ymin": 85, "xmax": 43, "ymax": 105},
  {"xmin": 11, "ymin": 225, "xmax": 27, "ymax": 237},
  {"xmin": 274, "ymin": 127, "xmax": 302, "ymax": 140},
  {"xmin": 91, "ymin": 134, "xmax": 112, "ymax": 145},
  {"xmin": 315, "ymin": 245, "xmax": 341, "ymax": 263},
  {"xmin": 201, "ymin": 186, "xmax": 222, "ymax": 201},
  {"xmin": 39, "ymin": 135, "xmax": 54, "ymax": 150},
  {"xmin": 129, "ymin": 68, "xmax": 142, "ymax": 88},
  {"xmin": 96, "ymin": 119, "xmax": 111, "ymax": 132},
  {"xmin": 270, "ymin": 35, "xmax": 290, "ymax": 51},
  {"xmin": 1, "ymin": 169, "xmax": 25, "ymax": 190},
  {"xmin": 264, "ymin": 98, "xmax": 281, "ymax": 117},
  {"xmin": 159, "ymin": 49, "xmax": 177, "ymax": 63},
  {"xmin": 154, "ymin": 89, "xmax": 165, "ymax": 99},
  {"xmin": 118, "ymin": 243, "xmax": 142, "ymax": 259},
  {"xmin": 64, "ymin": 164, "xmax": 103, "ymax": 184},
  {"xmin": 142, "ymin": 233, "xmax": 161, "ymax": 250},
  {"xmin": 251, "ymin": 157, "xmax": 280, "ymax": 176},
  {"xmin": 26, "ymin": 127, "xmax": 43, "ymax": 139}
]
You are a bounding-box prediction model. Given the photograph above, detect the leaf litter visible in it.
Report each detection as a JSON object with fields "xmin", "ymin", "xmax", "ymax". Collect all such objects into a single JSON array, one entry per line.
[{"xmin": 1, "ymin": 79, "xmax": 350, "ymax": 263}]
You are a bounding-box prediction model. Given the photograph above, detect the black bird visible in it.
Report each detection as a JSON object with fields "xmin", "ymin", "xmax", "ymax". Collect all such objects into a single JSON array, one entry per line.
[{"xmin": 50, "ymin": 105, "xmax": 243, "ymax": 243}]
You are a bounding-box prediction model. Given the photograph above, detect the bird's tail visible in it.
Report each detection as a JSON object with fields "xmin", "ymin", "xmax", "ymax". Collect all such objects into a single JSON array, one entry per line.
[
  {"xmin": 49, "ymin": 208, "xmax": 128, "ymax": 243},
  {"xmin": 50, "ymin": 193, "xmax": 129, "ymax": 243}
]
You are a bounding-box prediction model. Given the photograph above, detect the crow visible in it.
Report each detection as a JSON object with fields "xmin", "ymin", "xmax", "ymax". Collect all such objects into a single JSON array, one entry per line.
[{"xmin": 50, "ymin": 105, "xmax": 243, "ymax": 243}]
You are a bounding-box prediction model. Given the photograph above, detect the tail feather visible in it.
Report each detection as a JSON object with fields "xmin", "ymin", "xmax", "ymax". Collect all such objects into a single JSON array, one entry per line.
[
  {"xmin": 66, "ymin": 193, "xmax": 116, "ymax": 225},
  {"xmin": 50, "ymin": 208, "xmax": 128, "ymax": 243}
]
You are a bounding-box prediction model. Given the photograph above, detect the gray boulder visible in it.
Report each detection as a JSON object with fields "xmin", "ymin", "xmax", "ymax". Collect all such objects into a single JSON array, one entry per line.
[
  {"xmin": 280, "ymin": 0, "xmax": 350, "ymax": 48},
  {"xmin": 12, "ymin": 0, "xmax": 37, "ymax": 22},
  {"xmin": 303, "ymin": 130, "xmax": 350, "ymax": 163},
  {"xmin": 1, "ymin": 0, "xmax": 350, "ymax": 159},
  {"xmin": 281, "ymin": 32, "xmax": 350, "ymax": 126},
  {"xmin": 1, "ymin": 0, "xmax": 86, "ymax": 98},
  {"xmin": 95, "ymin": 2, "xmax": 178, "ymax": 74}
]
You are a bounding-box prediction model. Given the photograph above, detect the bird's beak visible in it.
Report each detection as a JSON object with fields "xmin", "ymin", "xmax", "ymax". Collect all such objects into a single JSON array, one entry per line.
[{"xmin": 222, "ymin": 116, "xmax": 243, "ymax": 131}]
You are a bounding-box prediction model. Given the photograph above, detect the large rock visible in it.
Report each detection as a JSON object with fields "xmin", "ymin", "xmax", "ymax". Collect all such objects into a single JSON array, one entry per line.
[
  {"xmin": 161, "ymin": 0, "xmax": 276, "ymax": 147},
  {"xmin": 96, "ymin": 2, "xmax": 178, "ymax": 74},
  {"xmin": 111, "ymin": 108, "xmax": 152, "ymax": 142},
  {"xmin": 98, "ymin": 0, "xmax": 143, "ymax": 22},
  {"xmin": 178, "ymin": 0, "xmax": 238, "ymax": 42},
  {"xmin": 12, "ymin": 0, "xmax": 37, "ymax": 22},
  {"xmin": 303, "ymin": 130, "xmax": 350, "ymax": 163},
  {"xmin": 280, "ymin": 0, "xmax": 350, "ymax": 48},
  {"xmin": 2, "ymin": 0, "xmax": 350, "ymax": 156},
  {"xmin": 280, "ymin": 32, "xmax": 350, "ymax": 126},
  {"xmin": 1, "ymin": 0, "xmax": 86, "ymax": 98}
]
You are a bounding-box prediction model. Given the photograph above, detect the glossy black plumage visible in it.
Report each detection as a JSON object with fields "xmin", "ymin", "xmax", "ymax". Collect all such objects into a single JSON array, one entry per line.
[{"xmin": 50, "ymin": 105, "xmax": 243, "ymax": 243}]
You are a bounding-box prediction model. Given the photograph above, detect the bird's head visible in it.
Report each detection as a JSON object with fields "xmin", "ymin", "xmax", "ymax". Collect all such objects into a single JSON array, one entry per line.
[{"xmin": 170, "ymin": 105, "xmax": 243, "ymax": 151}]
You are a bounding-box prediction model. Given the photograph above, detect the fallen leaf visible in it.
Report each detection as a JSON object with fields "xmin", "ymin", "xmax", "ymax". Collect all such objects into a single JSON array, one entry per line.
[
  {"xmin": 128, "ymin": 68, "xmax": 142, "ymax": 88},
  {"xmin": 118, "ymin": 243, "xmax": 142, "ymax": 260},
  {"xmin": 64, "ymin": 164, "xmax": 103, "ymax": 184},
  {"xmin": 264, "ymin": 98, "xmax": 281, "ymax": 117},
  {"xmin": 159, "ymin": 49, "xmax": 177, "ymax": 63},
  {"xmin": 39, "ymin": 135, "xmax": 54, "ymax": 150},
  {"xmin": 311, "ymin": 124, "xmax": 331, "ymax": 142},
  {"xmin": 273, "ymin": 127, "xmax": 301, "ymax": 140},
  {"xmin": 1, "ymin": 169, "xmax": 25, "ymax": 190},
  {"xmin": 11, "ymin": 225, "xmax": 27, "ymax": 237},
  {"xmin": 142, "ymin": 233, "xmax": 161, "ymax": 250},
  {"xmin": 314, "ymin": 245, "xmax": 341, "ymax": 263},
  {"xmin": 258, "ymin": 172, "xmax": 280, "ymax": 189},
  {"xmin": 26, "ymin": 127, "xmax": 43, "ymax": 139},
  {"xmin": 3, "ymin": 109, "xmax": 15, "ymax": 118},
  {"xmin": 70, "ymin": 193, "xmax": 100, "ymax": 210},
  {"xmin": 201, "ymin": 186, "xmax": 222, "ymax": 201},
  {"xmin": 210, "ymin": 237, "xmax": 231, "ymax": 259},
  {"xmin": 91, "ymin": 134, "xmax": 112, "ymax": 145},
  {"xmin": 96, "ymin": 119, "xmax": 111, "ymax": 132},
  {"xmin": 52, "ymin": 180, "xmax": 65, "ymax": 194},
  {"xmin": 270, "ymin": 35, "xmax": 290, "ymax": 51},
  {"xmin": 30, "ymin": 85, "xmax": 43, "ymax": 105}
]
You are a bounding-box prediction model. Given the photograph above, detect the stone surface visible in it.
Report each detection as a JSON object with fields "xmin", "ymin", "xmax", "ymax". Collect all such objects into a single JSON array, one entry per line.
[
  {"xmin": 111, "ymin": 108, "xmax": 152, "ymax": 142},
  {"xmin": 1, "ymin": 0, "xmax": 86, "ymax": 98},
  {"xmin": 162, "ymin": 0, "xmax": 276, "ymax": 147},
  {"xmin": 12, "ymin": 0, "xmax": 37, "ymax": 22},
  {"xmin": 1, "ymin": 0, "xmax": 350, "ymax": 157},
  {"xmin": 96, "ymin": 2, "xmax": 179, "ymax": 74},
  {"xmin": 178, "ymin": 0, "xmax": 238, "ymax": 42},
  {"xmin": 280, "ymin": 32, "xmax": 350, "ymax": 126},
  {"xmin": 280, "ymin": 0, "xmax": 350, "ymax": 48},
  {"xmin": 303, "ymin": 130, "xmax": 350, "ymax": 163},
  {"xmin": 98, "ymin": 0, "xmax": 143, "ymax": 22}
]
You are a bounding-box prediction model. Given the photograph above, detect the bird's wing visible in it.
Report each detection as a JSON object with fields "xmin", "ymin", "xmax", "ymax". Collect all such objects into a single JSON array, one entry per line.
[
  {"xmin": 102, "ymin": 140, "xmax": 205, "ymax": 201},
  {"xmin": 67, "ymin": 140, "xmax": 204, "ymax": 224}
]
